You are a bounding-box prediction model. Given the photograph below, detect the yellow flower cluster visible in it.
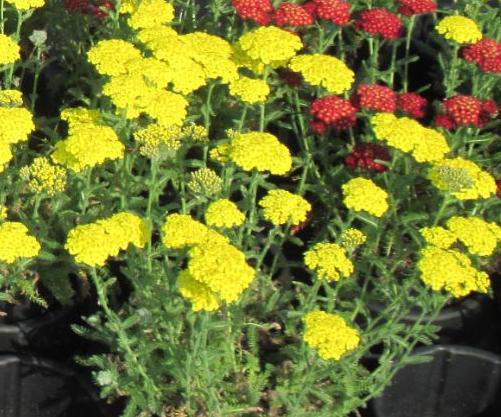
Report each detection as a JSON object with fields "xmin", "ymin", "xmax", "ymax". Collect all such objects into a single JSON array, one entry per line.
[
  {"xmin": 428, "ymin": 157, "xmax": 496, "ymax": 200},
  {"xmin": 303, "ymin": 310, "xmax": 360, "ymax": 361},
  {"xmin": 446, "ymin": 216, "xmax": 500, "ymax": 257},
  {"xmin": 419, "ymin": 226, "xmax": 456, "ymax": 249},
  {"xmin": 235, "ymin": 26, "xmax": 302, "ymax": 70},
  {"xmin": 436, "ymin": 16, "xmax": 482, "ymax": 44},
  {"xmin": 162, "ymin": 214, "xmax": 224, "ymax": 249},
  {"xmin": 418, "ymin": 246, "xmax": 490, "ymax": 298},
  {"xmin": 187, "ymin": 168, "xmax": 223, "ymax": 197},
  {"xmin": 342, "ymin": 178, "xmax": 389, "ymax": 218},
  {"xmin": 6, "ymin": 0, "xmax": 45, "ymax": 10},
  {"xmin": 65, "ymin": 212, "xmax": 150, "ymax": 266},
  {"xmin": 229, "ymin": 77, "xmax": 270, "ymax": 104},
  {"xmin": 0, "ymin": 222, "xmax": 40, "ymax": 264},
  {"xmin": 340, "ymin": 228, "xmax": 367, "ymax": 250},
  {"xmin": 205, "ymin": 199, "xmax": 245, "ymax": 228},
  {"xmin": 259, "ymin": 189, "xmax": 311, "ymax": 226},
  {"xmin": 52, "ymin": 123, "xmax": 124, "ymax": 172},
  {"xmin": 371, "ymin": 113, "xmax": 450, "ymax": 162},
  {"xmin": 177, "ymin": 270, "xmax": 220, "ymax": 312},
  {"xmin": 215, "ymin": 131, "xmax": 292, "ymax": 175},
  {"xmin": 127, "ymin": 0, "xmax": 174, "ymax": 30},
  {"xmin": 0, "ymin": 205, "xmax": 7, "ymax": 220},
  {"xmin": 0, "ymin": 89, "xmax": 23, "ymax": 106},
  {"xmin": 134, "ymin": 124, "xmax": 182, "ymax": 158},
  {"xmin": 304, "ymin": 243, "xmax": 354, "ymax": 281},
  {"xmin": 87, "ymin": 39, "xmax": 143, "ymax": 77},
  {"xmin": 289, "ymin": 54, "xmax": 354, "ymax": 94},
  {"xmin": 60, "ymin": 107, "xmax": 102, "ymax": 132},
  {"xmin": 182, "ymin": 124, "xmax": 209, "ymax": 144},
  {"xmin": 19, "ymin": 157, "xmax": 67, "ymax": 195},
  {"xmin": 0, "ymin": 34, "xmax": 20, "ymax": 66}
]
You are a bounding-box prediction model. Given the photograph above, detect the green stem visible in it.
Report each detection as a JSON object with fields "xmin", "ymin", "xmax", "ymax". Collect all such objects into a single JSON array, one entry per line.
[
  {"xmin": 445, "ymin": 44, "xmax": 460, "ymax": 97},
  {"xmin": 259, "ymin": 67, "xmax": 270, "ymax": 131},
  {"xmin": 5, "ymin": 11, "xmax": 24, "ymax": 88},
  {"xmin": 403, "ymin": 16, "xmax": 416, "ymax": 93},
  {"xmin": 433, "ymin": 195, "xmax": 451, "ymax": 226}
]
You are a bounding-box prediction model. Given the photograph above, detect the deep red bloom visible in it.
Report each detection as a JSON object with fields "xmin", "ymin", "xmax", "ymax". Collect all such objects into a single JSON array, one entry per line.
[
  {"xmin": 310, "ymin": 96, "xmax": 357, "ymax": 131},
  {"xmin": 396, "ymin": 92, "xmax": 427, "ymax": 118},
  {"xmin": 479, "ymin": 99, "xmax": 498, "ymax": 126},
  {"xmin": 309, "ymin": 120, "xmax": 328, "ymax": 134},
  {"xmin": 63, "ymin": 0, "xmax": 88, "ymax": 12},
  {"xmin": 352, "ymin": 84, "xmax": 397, "ymax": 113},
  {"xmin": 311, "ymin": 0, "xmax": 351, "ymax": 26},
  {"xmin": 356, "ymin": 8, "xmax": 403, "ymax": 40},
  {"xmin": 443, "ymin": 95, "xmax": 488, "ymax": 127},
  {"xmin": 302, "ymin": 1, "xmax": 318, "ymax": 17},
  {"xmin": 273, "ymin": 3, "xmax": 314, "ymax": 27},
  {"xmin": 232, "ymin": 0, "xmax": 273, "ymax": 25},
  {"xmin": 63, "ymin": 0, "xmax": 112, "ymax": 18},
  {"xmin": 434, "ymin": 114, "xmax": 456, "ymax": 130},
  {"xmin": 344, "ymin": 143, "xmax": 390, "ymax": 173},
  {"xmin": 397, "ymin": 0, "xmax": 437, "ymax": 16},
  {"xmin": 462, "ymin": 38, "xmax": 501, "ymax": 73}
]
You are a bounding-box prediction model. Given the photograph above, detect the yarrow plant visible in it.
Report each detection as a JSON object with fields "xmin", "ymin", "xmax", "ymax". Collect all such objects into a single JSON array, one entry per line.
[{"xmin": 0, "ymin": 0, "xmax": 499, "ymax": 416}]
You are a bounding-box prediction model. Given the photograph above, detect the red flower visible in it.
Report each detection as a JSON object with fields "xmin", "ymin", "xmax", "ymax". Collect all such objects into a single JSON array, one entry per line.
[
  {"xmin": 396, "ymin": 92, "xmax": 427, "ymax": 118},
  {"xmin": 462, "ymin": 38, "xmax": 501, "ymax": 73},
  {"xmin": 63, "ymin": 0, "xmax": 112, "ymax": 18},
  {"xmin": 310, "ymin": 96, "xmax": 357, "ymax": 131},
  {"xmin": 309, "ymin": 120, "xmax": 328, "ymax": 134},
  {"xmin": 479, "ymin": 99, "xmax": 498, "ymax": 126},
  {"xmin": 442, "ymin": 95, "xmax": 498, "ymax": 128},
  {"xmin": 397, "ymin": 0, "xmax": 437, "ymax": 16},
  {"xmin": 63, "ymin": 0, "xmax": 88, "ymax": 12},
  {"xmin": 356, "ymin": 8, "xmax": 403, "ymax": 40},
  {"xmin": 310, "ymin": 0, "xmax": 351, "ymax": 26},
  {"xmin": 434, "ymin": 114, "xmax": 456, "ymax": 130},
  {"xmin": 273, "ymin": 3, "xmax": 314, "ymax": 27},
  {"xmin": 352, "ymin": 84, "xmax": 397, "ymax": 113},
  {"xmin": 344, "ymin": 143, "xmax": 390, "ymax": 173},
  {"xmin": 232, "ymin": 0, "xmax": 273, "ymax": 25}
]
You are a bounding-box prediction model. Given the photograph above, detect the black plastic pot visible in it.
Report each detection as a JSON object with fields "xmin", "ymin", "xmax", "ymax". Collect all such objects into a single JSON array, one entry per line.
[
  {"xmin": 371, "ymin": 345, "xmax": 501, "ymax": 417},
  {"xmin": 0, "ymin": 354, "xmax": 106, "ymax": 417}
]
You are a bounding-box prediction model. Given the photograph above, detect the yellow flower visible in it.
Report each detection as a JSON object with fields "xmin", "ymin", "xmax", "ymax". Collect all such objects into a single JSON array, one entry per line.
[
  {"xmin": 428, "ymin": 157, "xmax": 496, "ymax": 200},
  {"xmin": 87, "ymin": 40, "xmax": 142, "ymax": 76},
  {"xmin": 0, "ymin": 222, "xmax": 40, "ymax": 264},
  {"xmin": 0, "ymin": 144, "xmax": 13, "ymax": 173},
  {"xmin": 0, "ymin": 107, "xmax": 35, "ymax": 145},
  {"xmin": 209, "ymin": 143, "xmax": 231, "ymax": 164},
  {"xmin": 134, "ymin": 124, "xmax": 182, "ymax": 158},
  {"xmin": 436, "ymin": 16, "xmax": 482, "ymax": 44},
  {"xmin": 303, "ymin": 310, "xmax": 360, "ymax": 361},
  {"xmin": 182, "ymin": 124, "xmax": 208, "ymax": 143},
  {"xmin": 187, "ymin": 168, "xmax": 223, "ymax": 197},
  {"xmin": 60, "ymin": 107, "xmax": 102, "ymax": 132},
  {"xmin": 6, "ymin": 0, "xmax": 44, "ymax": 10},
  {"xmin": 259, "ymin": 189, "xmax": 311, "ymax": 226},
  {"xmin": 419, "ymin": 226, "xmax": 456, "ymax": 249},
  {"xmin": 162, "ymin": 214, "xmax": 227, "ymax": 249},
  {"xmin": 127, "ymin": 0, "xmax": 174, "ymax": 29},
  {"xmin": 19, "ymin": 157, "xmax": 67, "ymax": 195},
  {"xmin": 289, "ymin": 54, "xmax": 354, "ymax": 94},
  {"xmin": 205, "ymin": 199, "xmax": 245, "ymax": 228},
  {"xmin": 304, "ymin": 243, "xmax": 353, "ymax": 281},
  {"xmin": 177, "ymin": 270, "xmax": 220, "ymax": 312},
  {"xmin": 446, "ymin": 216, "xmax": 500, "ymax": 257},
  {"xmin": 340, "ymin": 228, "xmax": 367, "ymax": 250},
  {"xmin": 142, "ymin": 89, "xmax": 188, "ymax": 127},
  {"xmin": 418, "ymin": 246, "xmax": 490, "ymax": 297},
  {"xmin": 0, "ymin": 89, "xmax": 23, "ymax": 107},
  {"xmin": 227, "ymin": 131, "xmax": 292, "ymax": 175},
  {"xmin": 342, "ymin": 178, "xmax": 388, "ymax": 218},
  {"xmin": 229, "ymin": 77, "xmax": 270, "ymax": 104},
  {"xmin": 0, "ymin": 34, "xmax": 20, "ymax": 66},
  {"xmin": 125, "ymin": 57, "xmax": 171, "ymax": 88},
  {"xmin": 236, "ymin": 26, "xmax": 302, "ymax": 67},
  {"xmin": 0, "ymin": 205, "xmax": 7, "ymax": 220}
]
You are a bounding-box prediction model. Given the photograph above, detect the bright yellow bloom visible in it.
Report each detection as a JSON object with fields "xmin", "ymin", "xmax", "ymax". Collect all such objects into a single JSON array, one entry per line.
[
  {"xmin": 259, "ymin": 189, "xmax": 311, "ymax": 226},
  {"xmin": 0, "ymin": 89, "xmax": 23, "ymax": 107},
  {"xmin": 19, "ymin": 157, "xmax": 67, "ymax": 195},
  {"xmin": 0, "ymin": 35, "xmax": 20, "ymax": 66},
  {"xmin": 236, "ymin": 26, "xmax": 302, "ymax": 67},
  {"xmin": 209, "ymin": 143, "xmax": 231, "ymax": 164},
  {"xmin": 6, "ymin": 0, "xmax": 44, "ymax": 10},
  {"xmin": 205, "ymin": 199, "xmax": 245, "ymax": 228},
  {"xmin": 52, "ymin": 124, "xmax": 124, "ymax": 172},
  {"xmin": 303, "ymin": 310, "xmax": 360, "ymax": 361},
  {"xmin": 229, "ymin": 77, "xmax": 270, "ymax": 104},
  {"xmin": 342, "ymin": 178, "xmax": 388, "ymax": 218},
  {"xmin": 87, "ymin": 40, "xmax": 142, "ymax": 76},
  {"xmin": 142, "ymin": 89, "xmax": 188, "ymax": 127},
  {"xmin": 162, "ymin": 214, "xmax": 227, "ymax": 249},
  {"xmin": 187, "ymin": 168, "xmax": 222, "ymax": 197},
  {"xmin": 340, "ymin": 228, "xmax": 367, "ymax": 250},
  {"xmin": 428, "ymin": 157, "xmax": 496, "ymax": 200},
  {"xmin": 418, "ymin": 246, "xmax": 490, "ymax": 298},
  {"xmin": 0, "ymin": 222, "xmax": 40, "ymax": 264},
  {"xmin": 0, "ymin": 205, "xmax": 7, "ymax": 220},
  {"xmin": 178, "ymin": 270, "xmax": 220, "ymax": 312},
  {"xmin": 127, "ymin": 0, "xmax": 174, "ymax": 30},
  {"xmin": 289, "ymin": 54, "xmax": 354, "ymax": 94},
  {"xmin": 0, "ymin": 144, "xmax": 13, "ymax": 173},
  {"xmin": 436, "ymin": 16, "xmax": 482, "ymax": 44},
  {"xmin": 0, "ymin": 107, "xmax": 35, "ymax": 145},
  {"xmin": 60, "ymin": 107, "xmax": 102, "ymax": 132},
  {"xmin": 227, "ymin": 131, "xmax": 292, "ymax": 175},
  {"xmin": 446, "ymin": 216, "xmax": 500, "ymax": 257},
  {"xmin": 419, "ymin": 226, "xmax": 456, "ymax": 249},
  {"xmin": 304, "ymin": 243, "xmax": 353, "ymax": 281},
  {"xmin": 125, "ymin": 57, "xmax": 171, "ymax": 88},
  {"xmin": 182, "ymin": 124, "xmax": 208, "ymax": 143},
  {"xmin": 134, "ymin": 124, "xmax": 182, "ymax": 158}
]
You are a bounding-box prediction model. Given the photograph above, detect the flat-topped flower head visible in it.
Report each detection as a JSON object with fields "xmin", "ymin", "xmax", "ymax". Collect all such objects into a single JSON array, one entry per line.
[
  {"xmin": 398, "ymin": 0, "xmax": 436, "ymax": 16},
  {"xmin": 0, "ymin": 34, "xmax": 20, "ymax": 66},
  {"xmin": 134, "ymin": 124, "xmax": 182, "ymax": 159},
  {"xmin": 229, "ymin": 77, "xmax": 270, "ymax": 104},
  {"xmin": 342, "ymin": 178, "xmax": 388, "ymax": 218},
  {"xmin": 303, "ymin": 310, "xmax": 360, "ymax": 360},
  {"xmin": 259, "ymin": 189, "xmax": 311, "ymax": 226},
  {"xmin": 232, "ymin": 0, "xmax": 273, "ymax": 25},
  {"xmin": 310, "ymin": 96, "xmax": 357, "ymax": 131},
  {"xmin": 419, "ymin": 226, "xmax": 456, "ymax": 249},
  {"xmin": 0, "ymin": 107, "xmax": 35, "ymax": 145},
  {"xmin": 462, "ymin": 38, "xmax": 501, "ymax": 73},
  {"xmin": 178, "ymin": 270, "xmax": 220, "ymax": 312},
  {"xmin": 436, "ymin": 16, "xmax": 482, "ymax": 44},
  {"xmin": 0, "ymin": 90, "xmax": 23, "ymax": 107},
  {"xmin": 356, "ymin": 8, "xmax": 403, "ymax": 40},
  {"xmin": 273, "ymin": 3, "xmax": 314, "ymax": 27},
  {"xmin": 162, "ymin": 214, "xmax": 211, "ymax": 249},
  {"xmin": 0, "ymin": 222, "xmax": 40, "ymax": 264},
  {"xmin": 187, "ymin": 168, "xmax": 223, "ymax": 197},
  {"xmin": 311, "ymin": 0, "xmax": 351, "ymax": 26},
  {"xmin": 127, "ymin": 0, "xmax": 174, "ymax": 29},
  {"xmin": 353, "ymin": 84, "xmax": 396, "ymax": 113},
  {"xmin": 340, "ymin": 228, "xmax": 367, "ymax": 250},
  {"xmin": 19, "ymin": 157, "xmax": 67, "ymax": 195},
  {"xmin": 205, "ymin": 199, "xmax": 245, "ymax": 229},
  {"xmin": 87, "ymin": 39, "xmax": 142, "ymax": 76},
  {"xmin": 304, "ymin": 242, "xmax": 353, "ymax": 281},
  {"xmin": 7, "ymin": 0, "xmax": 45, "ymax": 9},
  {"xmin": 446, "ymin": 217, "xmax": 500, "ymax": 257}
]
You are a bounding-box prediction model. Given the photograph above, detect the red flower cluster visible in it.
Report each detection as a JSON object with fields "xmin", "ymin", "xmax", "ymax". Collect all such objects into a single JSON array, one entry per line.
[
  {"xmin": 396, "ymin": 92, "xmax": 427, "ymax": 118},
  {"xmin": 274, "ymin": 3, "xmax": 314, "ymax": 27},
  {"xmin": 462, "ymin": 38, "xmax": 501, "ymax": 74},
  {"xmin": 344, "ymin": 143, "xmax": 390, "ymax": 173},
  {"xmin": 497, "ymin": 179, "xmax": 501, "ymax": 198},
  {"xmin": 356, "ymin": 8, "xmax": 403, "ymax": 40},
  {"xmin": 352, "ymin": 84, "xmax": 396, "ymax": 113},
  {"xmin": 232, "ymin": 0, "xmax": 273, "ymax": 25},
  {"xmin": 436, "ymin": 95, "xmax": 498, "ymax": 129},
  {"xmin": 310, "ymin": 96, "xmax": 357, "ymax": 132},
  {"xmin": 305, "ymin": 0, "xmax": 351, "ymax": 26},
  {"xmin": 63, "ymin": 0, "xmax": 113, "ymax": 18},
  {"xmin": 397, "ymin": 0, "xmax": 437, "ymax": 16}
]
